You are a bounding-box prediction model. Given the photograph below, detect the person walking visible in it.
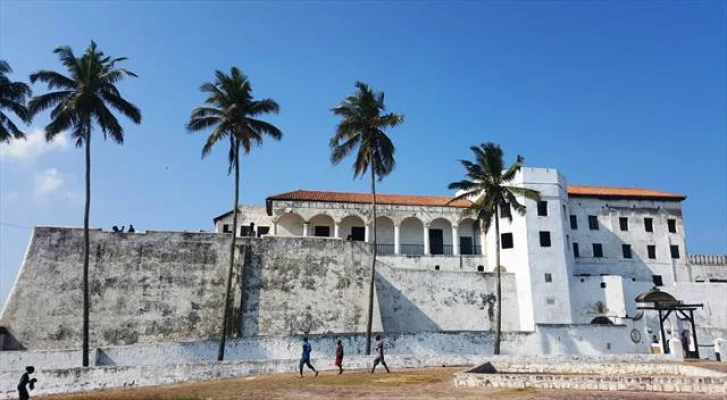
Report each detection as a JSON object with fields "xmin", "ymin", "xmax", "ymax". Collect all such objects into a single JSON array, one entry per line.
[
  {"xmin": 299, "ymin": 337, "xmax": 318, "ymax": 378},
  {"xmin": 334, "ymin": 339, "xmax": 344, "ymax": 374},
  {"xmin": 17, "ymin": 366, "xmax": 37, "ymax": 400},
  {"xmin": 370, "ymin": 335, "xmax": 390, "ymax": 373}
]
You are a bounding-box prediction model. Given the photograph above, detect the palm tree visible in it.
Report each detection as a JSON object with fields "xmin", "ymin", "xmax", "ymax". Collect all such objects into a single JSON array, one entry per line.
[
  {"xmin": 28, "ymin": 42, "xmax": 141, "ymax": 366},
  {"xmin": 447, "ymin": 143, "xmax": 539, "ymax": 355},
  {"xmin": 0, "ymin": 60, "xmax": 31, "ymax": 142},
  {"xmin": 187, "ymin": 67, "xmax": 282, "ymax": 361},
  {"xmin": 330, "ymin": 81, "xmax": 404, "ymax": 355}
]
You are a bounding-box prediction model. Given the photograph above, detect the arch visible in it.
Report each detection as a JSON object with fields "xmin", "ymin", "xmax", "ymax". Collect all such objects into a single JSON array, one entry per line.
[
  {"xmin": 590, "ymin": 316, "xmax": 614, "ymax": 325},
  {"xmin": 340, "ymin": 214, "xmax": 366, "ymax": 241},
  {"xmin": 400, "ymin": 216, "xmax": 424, "ymax": 255},
  {"xmin": 634, "ymin": 290, "xmax": 678, "ymax": 304},
  {"xmin": 428, "ymin": 217, "xmax": 453, "ymax": 255},
  {"xmin": 309, "ymin": 214, "xmax": 335, "ymax": 237},
  {"xmin": 276, "ymin": 213, "xmax": 305, "ymax": 236},
  {"xmin": 375, "ymin": 216, "xmax": 395, "ymax": 254}
]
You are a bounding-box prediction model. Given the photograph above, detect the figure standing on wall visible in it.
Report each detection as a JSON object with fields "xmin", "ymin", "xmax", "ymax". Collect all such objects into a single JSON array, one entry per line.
[
  {"xmin": 334, "ymin": 338, "xmax": 344, "ymax": 374},
  {"xmin": 370, "ymin": 335, "xmax": 390, "ymax": 373},
  {"xmin": 249, "ymin": 222, "xmax": 255, "ymax": 237},
  {"xmin": 17, "ymin": 366, "xmax": 37, "ymax": 400},
  {"xmin": 128, "ymin": 224, "xmax": 135, "ymax": 233},
  {"xmin": 299, "ymin": 337, "xmax": 318, "ymax": 378}
]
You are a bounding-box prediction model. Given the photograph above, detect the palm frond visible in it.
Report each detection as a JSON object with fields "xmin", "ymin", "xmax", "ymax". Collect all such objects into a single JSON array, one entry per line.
[
  {"xmin": 27, "ymin": 91, "xmax": 74, "ymax": 116},
  {"xmin": 100, "ymin": 91, "xmax": 141, "ymax": 123}
]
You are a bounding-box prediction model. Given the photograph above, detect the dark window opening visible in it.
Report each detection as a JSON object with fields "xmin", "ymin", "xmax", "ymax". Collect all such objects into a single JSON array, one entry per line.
[
  {"xmin": 644, "ymin": 218, "xmax": 653, "ymax": 233},
  {"xmin": 647, "ymin": 245, "xmax": 656, "ymax": 259},
  {"xmin": 222, "ymin": 224, "xmax": 231, "ymax": 233},
  {"xmin": 501, "ymin": 233, "xmax": 514, "ymax": 249},
  {"xmin": 668, "ymin": 219, "xmax": 677, "ymax": 233},
  {"xmin": 544, "ymin": 273, "xmax": 552, "ymax": 283},
  {"xmin": 539, "ymin": 231, "xmax": 551, "ymax": 247},
  {"xmin": 600, "ymin": 282, "xmax": 607, "ymax": 289},
  {"xmin": 670, "ymin": 245, "xmax": 680, "ymax": 259},
  {"xmin": 239, "ymin": 226, "xmax": 250, "ymax": 236},
  {"xmin": 588, "ymin": 215, "xmax": 599, "ymax": 230},
  {"xmin": 619, "ymin": 217, "xmax": 628, "ymax": 231},
  {"xmin": 573, "ymin": 242, "xmax": 580, "ymax": 258},
  {"xmin": 477, "ymin": 265, "xmax": 485, "ymax": 272},
  {"xmin": 429, "ymin": 229, "xmax": 444, "ymax": 255},
  {"xmin": 593, "ymin": 243, "xmax": 603, "ymax": 258},
  {"xmin": 460, "ymin": 237, "xmax": 474, "ymax": 255},
  {"xmin": 622, "ymin": 244, "xmax": 632, "ymax": 259},
  {"xmin": 537, "ymin": 201, "xmax": 548, "ymax": 216},
  {"xmin": 314, "ymin": 226, "xmax": 330, "ymax": 237},
  {"xmin": 652, "ymin": 275, "xmax": 664, "ymax": 287},
  {"xmin": 570, "ymin": 215, "xmax": 578, "ymax": 230},
  {"xmin": 350, "ymin": 227, "xmax": 365, "ymax": 241},
  {"xmin": 257, "ymin": 226, "xmax": 270, "ymax": 236},
  {"xmin": 591, "ymin": 316, "xmax": 613, "ymax": 325},
  {"xmin": 500, "ymin": 204, "xmax": 511, "ymax": 219}
]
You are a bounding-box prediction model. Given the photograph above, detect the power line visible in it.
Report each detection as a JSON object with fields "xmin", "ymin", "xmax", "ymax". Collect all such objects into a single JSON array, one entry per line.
[{"xmin": 0, "ymin": 222, "xmax": 31, "ymax": 230}]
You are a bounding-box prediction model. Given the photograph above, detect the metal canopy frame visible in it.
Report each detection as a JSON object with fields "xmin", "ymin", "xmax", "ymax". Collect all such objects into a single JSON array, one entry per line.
[{"xmin": 637, "ymin": 299, "xmax": 704, "ymax": 357}]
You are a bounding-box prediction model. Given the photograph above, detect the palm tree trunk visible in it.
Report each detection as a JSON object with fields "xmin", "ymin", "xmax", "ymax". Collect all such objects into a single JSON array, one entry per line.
[
  {"xmin": 365, "ymin": 159, "xmax": 377, "ymax": 355},
  {"xmin": 493, "ymin": 208, "xmax": 502, "ymax": 355},
  {"xmin": 82, "ymin": 123, "xmax": 91, "ymax": 367},
  {"xmin": 218, "ymin": 142, "xmax": 240, "ymax": 361}
]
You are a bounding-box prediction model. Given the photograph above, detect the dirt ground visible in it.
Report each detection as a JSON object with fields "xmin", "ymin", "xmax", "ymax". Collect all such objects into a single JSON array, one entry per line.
[{"xmin": 39, "ymin": 367, "xmax": 727, "ymax": 400}]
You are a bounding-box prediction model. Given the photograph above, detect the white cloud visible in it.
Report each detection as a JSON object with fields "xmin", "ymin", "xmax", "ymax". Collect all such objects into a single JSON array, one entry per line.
[
  {"xmin": 0, "ymin": 129, "xmax": 70, "ymax": 163},
  {"xmin": 33, "ymin": 168, "xmax": 80, "ymax": 205}
]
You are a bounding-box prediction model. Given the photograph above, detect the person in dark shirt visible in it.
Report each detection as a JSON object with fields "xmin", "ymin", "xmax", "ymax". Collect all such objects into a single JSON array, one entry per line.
[
  {"xmin": 370, "ymin": 335, "xmax": 390, "ymax": 373},
  {"xmin": 334, "ymin": 339, "xmax": 344, "ymax": 374},
  {"xmin": 299, "ymin": 337, "xmax": 318, "ymax": 378},
  {"xmin": 128, "ymin": 224, "xmax": 135, "ymax": 233},
  {"xmin": 17, "ymin": 366, "xmax": 37, "ymax": 400}
]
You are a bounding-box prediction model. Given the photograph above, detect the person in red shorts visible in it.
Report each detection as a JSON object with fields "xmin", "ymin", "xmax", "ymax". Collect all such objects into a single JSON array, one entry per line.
[{"xmin": 334, "ymin": 339, "xmax": 344, "ymax": 374}]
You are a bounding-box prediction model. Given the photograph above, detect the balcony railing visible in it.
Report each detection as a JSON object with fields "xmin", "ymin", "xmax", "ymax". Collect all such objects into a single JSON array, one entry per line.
[
  {"xmin": 376, "ymin": 243, "xmax": 395, "ymax": 255},
  {"xmin": 373, "ymin": 243, "xmax": 484, "ymax": 256}
]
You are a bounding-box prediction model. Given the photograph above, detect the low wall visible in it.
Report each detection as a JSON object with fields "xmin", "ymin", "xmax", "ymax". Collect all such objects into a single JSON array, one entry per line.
[
  {"xmin": 0, "ymin": 326, "xmax": 657, "ymax": 374},
  {"xmin": 378, "ymin": 255, "xmax": 487, "ymax": 272}
]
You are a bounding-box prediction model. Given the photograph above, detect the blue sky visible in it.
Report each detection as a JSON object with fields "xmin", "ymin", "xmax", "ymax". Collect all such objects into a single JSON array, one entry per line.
[{"xmin": 0, "ymin": 1, "xmax": 725, "ymax": 305}]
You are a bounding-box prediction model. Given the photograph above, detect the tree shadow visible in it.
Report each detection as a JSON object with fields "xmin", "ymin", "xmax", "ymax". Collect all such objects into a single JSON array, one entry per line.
[{"xmin": 375, "ymin": 271, "xmax": 441, "ymax": 332}]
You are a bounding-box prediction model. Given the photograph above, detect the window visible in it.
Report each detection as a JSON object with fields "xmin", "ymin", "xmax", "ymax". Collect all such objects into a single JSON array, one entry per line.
[
  {"xmin": 239, "ymin": 225, "xmax": 250, "ymax": 236},
  {"xmin": 668, "ymin": 219, "xmax": 677, "ymax": 233},
  {"xmin": 619, "ymin": 217, "xmax": 628, "ymax": 231},
  {"xmin": 652, "ymin": 275, "xmax": 663, "ymax": 287},
  {"xmin": 350, "ymin": 227, "xmax": 365, "ymax": 241},
  {"xmin": 537, "ymin": 201, "xmax": 548, "ymax": 216},
  {"xmin": 670, "ymin": 245, "xmax": 680, "ymax": 259},
  {"xmin": 500, "ymin": 204, "xmax": 511, "ymax": 219},
  {"xmin": 222, "ymin": 224, "xmax": 231, "ymax": 233},
  {"xmin": 622, "ymin": 244, "xmax": 632, "ymax": 259},
  {"xmin": 588, "ymin": 215, "xmax": 599, "ymax": 230},
  {"xmin": 501, "ymin": 233, "xmax": 514, "ymax": 249},
  {"xmin": 546, "ymin": 298, "xmax": 556, "ymax": 305},
  {"xmin": 544, "ymin": 273, "xmax": 552, "ymax": 283},
  {"xmin": 644, "ymin": 218, "xmax": 653, "ymax": 233},
  {"xmin": 477, "ymin": 265, "xmax": 485, "ymax": 272},
  {"xmin": 593, "ymin": 243, "xmax": 603, "ymax": 258},
  {"xmin": 647, "ymin": 245, "xmax": 656, "ymax": 259},
  {"xmin": 314, "ymin": 226, "xmax": 330, "ymax": 237},
  {"xmin": 573, "ymin": 242, "xmax": 580, "ymax": 258},
  {"xmin": 257, "ymin": 226, "xmax": 270, "ymax": 236},
  {"xmin": 539, "ymin": 231, "xmax": 551, "ymax": 247},
  {"xmin": 570, "ymin": 215, "xmax": 578, "ymax": 230},
  {"xmin": 600, "ymin": 282, "xmax": 607, "ymax": 289}
]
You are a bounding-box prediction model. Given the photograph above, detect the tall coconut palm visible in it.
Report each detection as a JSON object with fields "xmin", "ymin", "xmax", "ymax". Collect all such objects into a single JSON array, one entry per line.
[
  {"xmin": 0, "ymin": 60, "xmax": 31, "ymax": 142},
  {"xmin": 447, "ymin": 143, "xmax": 539, "ymax": 354},
  {"xmin": 187, "ymin": 67, "xmax": 282, "ymax": 361},
  {"xmin": 330, "ymin": 82, "xmax": 404, "ymax": 355},
  {"xmin": 28, "ymin": 42, "xmax": 141, "ymax": 366}
]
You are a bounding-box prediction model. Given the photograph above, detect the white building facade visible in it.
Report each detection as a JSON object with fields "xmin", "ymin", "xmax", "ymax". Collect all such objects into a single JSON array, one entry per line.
[{"xmin": 213, "ymin": 167, "xmax": 726, "ymax": 348}]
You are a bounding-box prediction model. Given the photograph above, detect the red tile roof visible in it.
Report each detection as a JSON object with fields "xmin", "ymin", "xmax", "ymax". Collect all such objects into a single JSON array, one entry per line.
[
  {"xmin": 267, "ymin": 190, "xmax": 472, "ymax": 207},
  {"xmin": 567, "ymin": 185, "xmax": 686, "ymax": 201},
  {"xmin": 267, "ymin": 185, "xmax": 686, "ymax": 207}
]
